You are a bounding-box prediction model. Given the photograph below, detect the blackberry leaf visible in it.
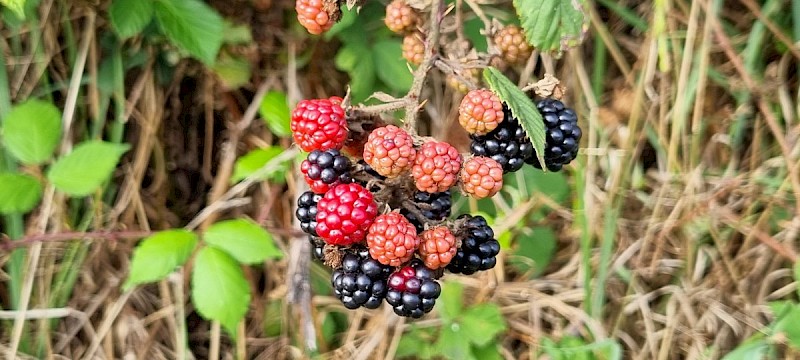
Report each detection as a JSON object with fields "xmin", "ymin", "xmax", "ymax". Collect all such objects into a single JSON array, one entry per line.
[
  {"xmin": 482, "ymin": 67, "xmax": 547, "ymax": 170},
  {"xmin": 512, "ymin": 0, "xmax": 587, "ymax": 56}
]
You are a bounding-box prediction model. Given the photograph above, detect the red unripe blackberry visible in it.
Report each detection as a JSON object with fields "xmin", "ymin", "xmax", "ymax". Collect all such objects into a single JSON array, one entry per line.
[
  {"xmin": 291, "ymin": 97, "xmax": 348, "ymax": 152},
  {"xmin": 300, "ymin": 149, "xmax": 352, "ymax": 194},
  {"xmin": 418, "ymin": 226, "xmax": 457, "ymax": 269},
  {"xmin": 459, "ymin": 89, "xmax": 505, "ymax": 135},
  {"xmin": 363, "ymin": 125, "xmax": 417, "ymax": 178},
  {"xmin": 447, "ymin": 215, "xmax": 500, "ymax": 274},
  {"xmin": 315, "ymin": 183, "xmax": 379, "ymax": 246},
  {"xmin": 385, "ymin": 260, "xmax": 441, "ymax": 318},
  {"xmin": 411, "ymin": 141, "xmax": 462, "ymax": 193},
  {"xmin": 459, "ymin": 156, "xmax": 504, "ymax": 199},
  {"xmin": 332, "ymin": 247, "xmax": 393, "ymax": 309},
  {"xmin": 366, "ymin": 212, "xmax": 419, "ymax": 266},
  {"xmin": 296, "ymin": 0, "xmax": 340, "ymax": 35},
  {"xmin": 494, "ymin": 25, "xmax": 532, "ymax": 65},
  {"xmin": 384, "ymin": 0, "xmax": 419, "ymax": 34}
]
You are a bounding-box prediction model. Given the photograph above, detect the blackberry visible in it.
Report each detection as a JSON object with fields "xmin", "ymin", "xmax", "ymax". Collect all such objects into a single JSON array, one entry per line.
[
  {"xmin": 525, "ymin": 98, "xmax": 582, "ymax": 171},
  {"xmin": 385, "ymin": 260, "xmax": 441, "ymax": 318},
  {"xmin": 301, "ymin": 149, "xmax": 352, "ymax": 194},
  {"xmin": 332, "ymin": 248, "xmax": 393, "ymax": 309},
  {"xmin": 309, "ymin": 236, "xmax": 325, "ymax": 261},
  {"xmin": 401, "ymin": 191, "xmax": 451, "ymax": 233},
  {"xmin": 447, "ymin": 215, "xmax": 500, "ymax": 275},
  {"xmin": 353, "ymin": 160, "xmax": 386, "ymax": 192},
  {"xmin": 296, "ymin": 191, "xmax": 322, "ymax": 236},
  {"xmin": 469, "ymin": 104, "xmax": 534, "ymax": 173}
]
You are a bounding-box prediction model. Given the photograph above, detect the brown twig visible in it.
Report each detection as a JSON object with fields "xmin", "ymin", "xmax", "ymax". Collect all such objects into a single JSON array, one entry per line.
[{"xmin": 403, "ymin": 0, "xmax": 445, "ymax": 133}]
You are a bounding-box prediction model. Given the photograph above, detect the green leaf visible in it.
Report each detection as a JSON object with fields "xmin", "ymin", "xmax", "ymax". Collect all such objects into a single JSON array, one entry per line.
[
  {"xmin": 463, "ymin": 17, "xmax": 488, "ymax": 53},
  {"xmin": 46, "ymin": 141, "xmax": 130, "ymax": 196},
  {"xmin": 512, "ymin": 0, "xmax": 587, "ymax": 55},
  {"xmin": 259, "ymin": 92, "xmax": 291, "ymax": 137},
  {"xmin": 153, "ymin": 0, "xmax": 223, "ymax": 64},
  {"xmin": 2, "ymin": 99, "xmax": 62, "ymax": 165},
  {"xmin": 435, "ymin": 323, "xmax": 473, "ymax": 360},
  {"xmin": 509, "ymin": 226, "xmax": 556, "ymax": 277},
  {"xmin": 211, "ymin": 53, "xmax": 251, "ymax": 89},
  {"xmin": 0, "ymin": 173, "xmax": 42, "ymax": 214},
  {"xmin": 483, "ymin": 67, "xmax": 546, "ymax": 168},
  {"xmin": 192, "ymin": 247, "xmax": 251, "ymax": 336},
  {"xmin": 471, "ymin": 343, "xmax": 503, "ymax": 360},
  {"xmin": 231, "ymin": 146, "xmax": 290, "ymax": 183},
  {"xmin": 0, "ymin": 0, "xmax": 25, "ymax": 19},
  {"xmin": 397, "ymin": 327, "xmax": 437, "ymax": 359},
  {"xmin": 109, "ymin": 0, "xmax": 154, "ymax": 39},
  {"xmin": 334, "ymin": 23, "xmax": 375, "ymax": 102},
  {"xmin": 795, "ymin": 262, "xmax": 800, "ymax": 297},
  {"xmin": 372, "ymin": 40, "xmax": 413, "ymax": 93},
  {"xmin": 123, "ymin": 229, "xmax": 198, "ymax": 290},
  {"xmin": 772, "ymin": 303, "xmax": 800, "ymax": 349},
  {"xmin": 203, "ymin": 218, "xmax": 282, "ymax": 264},
  {"xmin": 439, "ymin": 282, "xmax": 464, "ymax": 323},
  {"xmin": 460, "ymin": 304, "xmax": 506, "ymax": 346},
  {"xmin": 720, "ymin": 335, "xmax": 769, "ymax": 360}
]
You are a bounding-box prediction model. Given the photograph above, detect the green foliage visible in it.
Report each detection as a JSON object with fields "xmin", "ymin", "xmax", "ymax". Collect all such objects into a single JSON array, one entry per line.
[
  {"xmin": 203, "ymin": 218, "xmax": 282, "ymax": 264},
  {"xmin": 397, "ymin": 282, "xmax": 506, "ymax": 359},
  {"xmin": 2, "ymin": 99, "xmax": 62, "ymax": 165},
  {"xmin": 46, "ymin": 141, "xmax": 130, "ymax": 196},
  {"xmin": 483, "ymin": 67, "xmax": 547, "ymax": 168},
  {"xmin": 512, "ymin": 0, "xmax": 587, "ymax": 55},
  {"xmin": 371, "ymin": 40, "xmax": 414, "ymax": 92},
  {"xmin": 259, "ymin": 91, "xmax": 291, "ymax": 137},
  {"xmin": 109, "ymin": 0, "xmax": 154, "ymax": 39},
  {"xmin": 211, "ymin": 53, "xmax": 252, "ymax": 89},
  {"xmin": 508, "ymin": 226, "xmax": 556, "ymax": 277},
  {"xmin": 123, "ymin": 230, "xmax": 199, "ymax": 291},
  {"xmin": 540, "ymin": 337, "xmax": 622, "ymax": 360},
  {"xmin": 231, "ymin": 146, "xmax": 290, "ymax": 183},
  {"xmin": 721, "ymin": 335, "xmax": 769, "ymax": 360},
  {"xmin": 0, "ymin": 173, "xmax": 42, "ymax": 214},
  {"xmin": 153, "ymin": 0, "xmax": 224, "ymax": 65},
  {"xmin": 191, "ymin": 246, "xmax": 251, "ymax": 337},
  {"xmin": 0, "ymin": 0, "xmax": 25, "ymax": 19}
]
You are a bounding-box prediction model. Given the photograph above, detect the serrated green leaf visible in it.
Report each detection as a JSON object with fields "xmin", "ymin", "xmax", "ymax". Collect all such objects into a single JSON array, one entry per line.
[
  {"xmin": 203, "ymin": 218, "xmax": 282, "ymax": 264},
  {"xmin": 109, "ymin": 0, "xmax": 154, "ymax": 39},
  {"xmin": 46, "ymin": 141, "xmax": 129, "ymax": 196},
  {"xmin": 460, "ymin": 304, "xmax": 506, "ymax": 347},
  {"xmin": 0, "ymin": 173, "xmax": 42, "ymax": 214},
  {"xmin": 772, "ymin": 303, "xmax": 800, "ymax": 349},
  {"xmin": 192, "ymin": 247, "xmax": 251, "ymax": 337},
  {"xmin": 435, "ymin": 323, "xmax": 473, "ymax": 360},
  {"xmin": 211, "ymin": 54, "xmax": 251, "ymax": 89},
  {"xmin": 334, "ymin": 23, "xmax": 375, "ymax": 102},
  {"xmin": 721, "ymin": 335, "xmax": 768, "ymax": 360},
  {"xmin": 483, "ymin": 67, "xmax": 546, "ymax": 168},
  {"xmin": 153, "ymin": 0, "xmax": 223, "ymax": 64},
  {"xmin": 439, "ymin": 282, "xmax": 464, "ymax": 323},
  {"xmin": 1, "ymin": 0, "xmax": 25, "ymax": 19},
  {"xmin": 2, "ymin": 99, "xmax": 62, "ymax": 165},
  {"xmin": 512, "ymin": 0, "xmax": 587, "ymax": 55},
  {"xmin": 509, "ymin": 226, "xmax": 556, "ymax": 278},
  {"xmin": 372, "ymin": 40, "xmax": 413, "ymax": 93},
  {"xmin": 259, "ymin": 91, "xmax": 291, "ymax": 137},
  {"xmin": 123, "ymin": 229, "xmax": 198, "ymax": 290},
  {"xmin": 471, "ymin": 343, "xmax": 503, "ymax": 360},
  {"xmin": 231, "ymin": 146, "xmax": 290, "ymax": 183}
]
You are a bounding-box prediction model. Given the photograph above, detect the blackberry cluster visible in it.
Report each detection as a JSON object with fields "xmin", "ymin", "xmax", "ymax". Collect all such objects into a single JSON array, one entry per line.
[
  {"xmin": 309, "ymin": 236, "xmax": 326, "ymax": 261},
  {"xmin": 525, "ymin": 99, "xmax": 582, "ymax": 172},
  {"xmin": 331, "ymin": 248, "xmax": 393, "ymax": 309},
  {"xmin": 447, "ymin": 215, "xmax": 500, "ymax": 275},
  {"xmin": 401, "ymin": 191, "xmax": 452, "ymax": 233},
  {"xmin": 469, "ymin": 105, "xmax": 534, "ymax": 173},
  {"xmin": 296, "ymin": 191, "xmax": 322, "ymax": 236},
  {"xmin": 386, "ymin": 260, "xmax": 441, "ymax": 318},
  {"xmin": 301, "ymin": 149, "xmax": 352, "ymax": 193}
]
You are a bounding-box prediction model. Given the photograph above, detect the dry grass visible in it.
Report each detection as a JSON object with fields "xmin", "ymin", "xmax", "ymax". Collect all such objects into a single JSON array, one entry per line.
[{"xmin": 1, "ymin": 0, "xmax": 800, "ymax": 359}]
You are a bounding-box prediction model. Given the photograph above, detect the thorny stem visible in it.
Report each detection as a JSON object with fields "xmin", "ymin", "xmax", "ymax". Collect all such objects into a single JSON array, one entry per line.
[{"xmin": 403, "ymin": 0, "xmax": 446, "ymax": 134}]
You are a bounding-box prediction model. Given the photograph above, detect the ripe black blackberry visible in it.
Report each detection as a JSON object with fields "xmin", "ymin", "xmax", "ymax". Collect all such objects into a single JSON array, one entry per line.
[
  {"xmin": 296, "ymin": 191, "xmax": 322, "ymax": 236},
  {"xmin": 469, "ymin": 104, "xmax": 534, "ymax": 173},
  {"xmin": 401, "ymin": 190, "xmax": 452, "ymax": 232},
  {"xmin": 309, "ymin": 236, "xmax": 325, "ymax": 261},
  {"xmin": 447, "ymin": 214, "xmax": 500, "ymax": 275},
  {"xmin": 331, "ymin": 248, "xmax": 393, "ymax": 309},
  {"xmin": 301, "ymin": 149, "xmax": 352, "ymax": 193},
  {"xmin": 525, "ymin": 98, "xmax": 582, "ymax": 171},
  {"xmin": 385, "ymin": 259, "xmax": 441, "ymax": 318}
]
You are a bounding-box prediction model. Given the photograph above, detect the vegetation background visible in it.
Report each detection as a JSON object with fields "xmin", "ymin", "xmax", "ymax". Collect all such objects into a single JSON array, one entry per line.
[{"xmin": 1, "ymin": 0, "xmax": 800, "ymax": 359}]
